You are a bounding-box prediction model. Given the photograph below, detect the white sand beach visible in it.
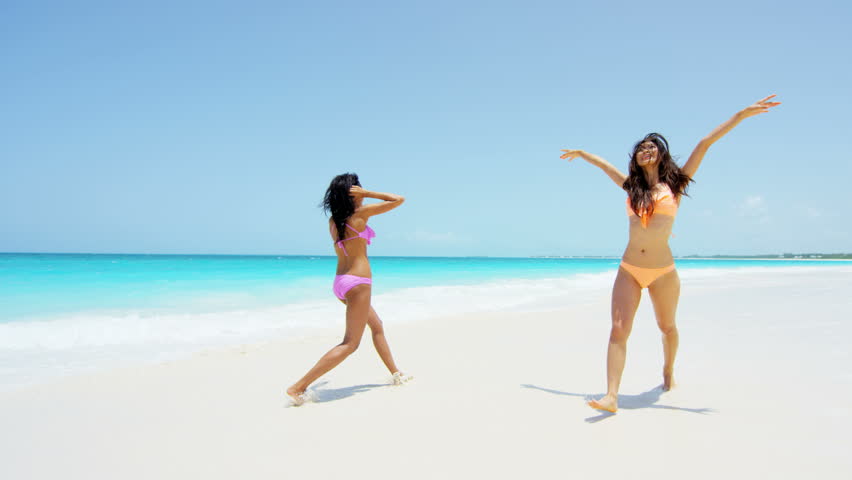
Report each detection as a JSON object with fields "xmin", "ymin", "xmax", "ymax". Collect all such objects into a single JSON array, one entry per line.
[{"xmin": 2, "ymin": 267, "xmax": 851, "ymax": 479}]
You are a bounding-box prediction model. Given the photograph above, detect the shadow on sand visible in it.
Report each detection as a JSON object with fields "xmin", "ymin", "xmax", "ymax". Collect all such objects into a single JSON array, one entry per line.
[
  {"xmin": 521, "ymin": 384, "xmax": 716, "ymax": 423},
  {"xmin": 310, "ymin": 380, "xmax": 388, "ymax": 403}
]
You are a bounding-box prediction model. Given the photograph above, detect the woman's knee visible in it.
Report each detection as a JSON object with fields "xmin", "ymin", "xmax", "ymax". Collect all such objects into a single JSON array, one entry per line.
[
  {"xmin": 339, "ymin": 338, "xmax": 361, "ymax": 355},
  {"xmin": 657, "ymin": 321, "xmax": 677, "ymax": 336},
  {"xmin": 609, "ymin": 321, "xmax": 632, "ymax": 343},
  {"xmin": 369, "ymin": 319, "xmax": 384, "ymax": 335}
]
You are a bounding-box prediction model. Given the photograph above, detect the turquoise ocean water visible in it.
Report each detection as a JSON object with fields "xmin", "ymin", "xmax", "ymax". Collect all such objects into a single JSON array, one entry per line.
[{"xmin": 1, "ymin": 253, "xmax": 849, "ymax": 390}]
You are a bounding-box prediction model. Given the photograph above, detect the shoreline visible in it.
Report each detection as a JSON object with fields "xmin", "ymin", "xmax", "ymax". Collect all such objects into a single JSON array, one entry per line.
[
  {"xmin": 2, "ymin": 267, "xmax": 852, "ymax": 478},
  {"xmin": 3, "ymin": 264, "xmax": 852, "ymax": 393},
  {"xmin": 4, "ymin": 251, "xmax": 852, "ymax": 260}
]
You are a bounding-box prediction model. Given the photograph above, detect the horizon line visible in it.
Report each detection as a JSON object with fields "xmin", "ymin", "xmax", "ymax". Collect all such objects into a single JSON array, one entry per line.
[{"xmin": 2, "ymin": 251, "xmax": 851, "ymax": 259}]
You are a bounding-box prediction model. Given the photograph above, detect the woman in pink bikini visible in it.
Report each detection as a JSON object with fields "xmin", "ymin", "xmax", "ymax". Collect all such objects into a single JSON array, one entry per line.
[
  {"xmin": 286, "ymin": 173, "xmax": 411, "ymax": 405},
  {"xmin": 560, "ymin": 95, "xmax": 780, "ymax": 413}
]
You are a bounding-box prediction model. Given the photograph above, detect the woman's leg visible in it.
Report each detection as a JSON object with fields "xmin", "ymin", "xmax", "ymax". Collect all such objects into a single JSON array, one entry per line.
[
  {"xmin": 589, "ymin": 267, "xmax": 642, "ymax": 412},
  {"xmin": 287, "ymin": 284, "xmax": 372, "ymax": 398},
  {"xmin": 647, "ymin": 269, "xmax": 681, "ymax": 391},
  {"xmin": 366, "ymin": 307, "xmax": 401, "ymax": 375}
]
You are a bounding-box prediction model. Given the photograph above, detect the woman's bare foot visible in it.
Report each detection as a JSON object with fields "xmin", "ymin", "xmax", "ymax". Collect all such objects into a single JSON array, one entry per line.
[
  {"xmin": 286, "ymin": 386, "xmax": 307, "ymax": 406},
  {"xmin": 662, "ymin": 369, "xmax": 675, "ymax": 391},
  {"xmin": 587, "ymin": 394, "xmax": 618, "ymax": 413},
  {"xmin": 391, "ymin": 371, "xmax": 413, "ymax": 386}
]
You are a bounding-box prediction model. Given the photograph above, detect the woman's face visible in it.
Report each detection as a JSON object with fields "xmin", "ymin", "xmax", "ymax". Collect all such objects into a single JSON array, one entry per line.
[{"xmin": 635, "ymin": 141, "xmax": 659, "ymax": 167}]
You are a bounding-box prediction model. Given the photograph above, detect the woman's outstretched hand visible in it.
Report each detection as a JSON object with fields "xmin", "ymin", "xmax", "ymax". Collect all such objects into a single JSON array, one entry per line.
[
  {"xmin": 739, "ymin": 94, "xmax": 782, "ymax": 119},
  {"xmin": 558, "ymin": 149, "xmax": 626, "ymax": 186},
  {"xmin": 560, "ymin": 149, "xmax": 583, "ymax": 161}
]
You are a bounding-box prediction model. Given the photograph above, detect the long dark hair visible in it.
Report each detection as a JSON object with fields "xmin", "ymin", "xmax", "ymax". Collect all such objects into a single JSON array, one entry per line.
[
  {"xmin": 623, "ymin": 133, "xmax": 693, "ymax": 217},
  {"xmin": 322, "ymin": 173, "xmax": 361, "ymax": 242}
]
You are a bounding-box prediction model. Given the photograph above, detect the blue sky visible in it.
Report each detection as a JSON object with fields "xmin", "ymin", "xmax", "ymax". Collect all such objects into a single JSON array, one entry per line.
[{"xmin": 2, "ymin": 0, "xmax": 850, "ymax": 257}]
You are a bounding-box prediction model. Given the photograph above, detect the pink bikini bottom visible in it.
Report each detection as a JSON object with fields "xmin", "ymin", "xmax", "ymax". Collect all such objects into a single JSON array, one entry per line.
[{"xmin": 333, "ymin": 274, "xmax": 372, "ymax": 300}]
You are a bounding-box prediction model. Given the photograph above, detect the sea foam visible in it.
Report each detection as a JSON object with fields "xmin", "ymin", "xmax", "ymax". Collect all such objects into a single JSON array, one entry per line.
[{"xmin": 2, "ymin": 264, "xmax": 849, "ymax": 391}]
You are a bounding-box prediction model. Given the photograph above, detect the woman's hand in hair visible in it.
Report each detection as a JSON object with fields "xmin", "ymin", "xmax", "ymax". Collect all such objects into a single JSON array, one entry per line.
[
  {"xmin": 737, "ymin": 94, "xmax": 782, "ymax": 120},
  {"xmin": 349, "ymin": 185, "xmax": 367, "ymax": 198},
  {"xmin": 352, "ymin": 189, "xmax": 405, "ymax": 217}
]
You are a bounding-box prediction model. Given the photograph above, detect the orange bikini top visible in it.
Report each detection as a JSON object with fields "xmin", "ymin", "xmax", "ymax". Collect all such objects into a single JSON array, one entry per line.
[{"xmin": 626, "ymin": 184, "xmax": 679, "ymax": 227}]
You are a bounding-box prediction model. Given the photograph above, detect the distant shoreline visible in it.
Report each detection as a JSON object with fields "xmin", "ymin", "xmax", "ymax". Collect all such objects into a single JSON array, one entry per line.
[
  {"xmin": 533, "ymin": 255, "xmax": 852, "ymax": 260},
  {"xmin": 677, "ymin": 257, "xmax": 852, "ymax": 261},
  {"xmin": 2, "ymin": 252, "xmax": 852, "ymax": 260},
  {"xmin": 678, "ymin": 254, "xmax": 852, "ymax": 260}
]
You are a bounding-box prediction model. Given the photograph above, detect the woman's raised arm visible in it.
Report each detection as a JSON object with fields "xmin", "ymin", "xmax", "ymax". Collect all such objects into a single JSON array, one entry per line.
[
  {"xmin": 560, "ymin": 149, "xmax": 627, "ymax": 188},
  {"xmin": 682, "ymin": 94, "xmax": 781, "ymax": 179},
  {"xmin": 350, "ymin": 185, "xmax": 405, "ymax": 217}
]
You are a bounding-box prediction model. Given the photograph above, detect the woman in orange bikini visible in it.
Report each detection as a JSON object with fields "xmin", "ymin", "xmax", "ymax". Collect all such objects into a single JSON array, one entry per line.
[
  {"xmin": 286, "ymin": 173, "xmax": 411, "ymax": 406},
  {"xmin": 560, "ymin": 95, "xmax": 780, "ymax": 413}
]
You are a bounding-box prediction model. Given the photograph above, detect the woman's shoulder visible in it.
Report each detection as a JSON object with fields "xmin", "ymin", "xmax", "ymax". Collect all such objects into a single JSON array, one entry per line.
[{"xmin": 347, "ymin": 211, "xmax": 369, "ymax": 229}]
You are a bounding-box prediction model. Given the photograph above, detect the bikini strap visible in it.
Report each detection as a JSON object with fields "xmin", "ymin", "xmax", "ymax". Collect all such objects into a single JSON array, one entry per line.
[
  {"xmin": 335, "ymin": 223, "xmax": 372, "ymax": 256},
  {"xmin": 336, "ymin": 240, "xmax": 349, "ymax": 256}
]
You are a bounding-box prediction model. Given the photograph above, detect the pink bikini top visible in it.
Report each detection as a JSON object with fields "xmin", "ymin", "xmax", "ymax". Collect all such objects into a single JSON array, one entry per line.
[
  {"xmin": 626, "ymin": 184, "xmax": 679, "ymax": 228},
  {"xmin": 334, "ymin": 224, "xmax": 376, "ymax": 256}
]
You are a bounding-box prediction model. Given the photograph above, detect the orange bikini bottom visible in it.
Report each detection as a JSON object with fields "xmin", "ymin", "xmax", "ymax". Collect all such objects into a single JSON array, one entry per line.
[{"xmin": 619, "ymin": 262, "xmax": 675, "ymax": 289}]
